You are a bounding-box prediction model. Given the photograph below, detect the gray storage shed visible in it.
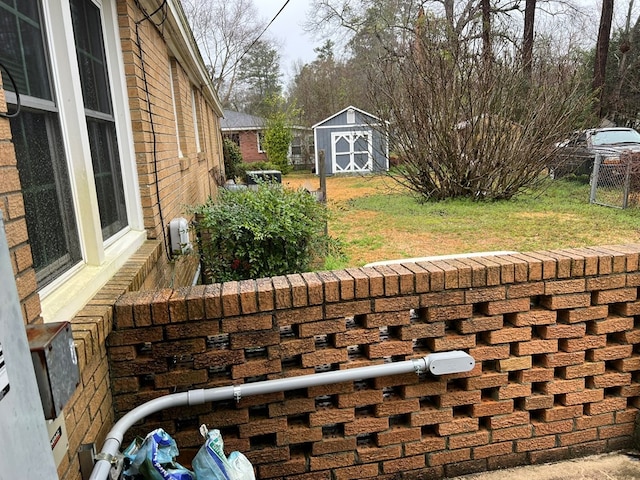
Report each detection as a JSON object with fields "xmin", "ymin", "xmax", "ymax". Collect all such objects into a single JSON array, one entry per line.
[{"xmin": 312, "ymin": 106, "xmax": 389, "ymax": 175}]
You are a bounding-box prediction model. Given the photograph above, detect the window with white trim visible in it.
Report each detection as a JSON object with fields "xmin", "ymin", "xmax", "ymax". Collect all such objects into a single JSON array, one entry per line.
[
  {"xmin": 257, "ymin": 131, "xmax": 265, "ymax": 153},
  {"xmin": 70, "ymin": 0, "xmax": 127, "ymax": 239},
  {"xmin": 0, "ymin": 0, "xmax": 140, "ymax": 291}
]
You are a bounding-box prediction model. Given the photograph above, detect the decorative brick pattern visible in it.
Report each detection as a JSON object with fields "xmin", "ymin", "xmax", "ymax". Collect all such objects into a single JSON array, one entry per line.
[{"xmin": 105, "ymin": 245, "xmax": 640, "ymax": 479}]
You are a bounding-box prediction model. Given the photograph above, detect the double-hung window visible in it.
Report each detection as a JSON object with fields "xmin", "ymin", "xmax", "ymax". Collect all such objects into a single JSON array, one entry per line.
[
  {"xmin": 0, "ymin": 0, "xmax": 82, "ymax": 284},
  {"xmin": 0, "ymin": 0, "xmax": 142, "ymax": 319},
  {"xmin": 70, "ymin": 0, "xmax": 127, "ymax": 239}
]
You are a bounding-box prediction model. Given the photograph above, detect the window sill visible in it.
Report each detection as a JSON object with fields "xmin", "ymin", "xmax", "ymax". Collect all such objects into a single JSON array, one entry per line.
[{"xmin": 40, "ymin": 229, "xmax": 147, "ymax": 323}]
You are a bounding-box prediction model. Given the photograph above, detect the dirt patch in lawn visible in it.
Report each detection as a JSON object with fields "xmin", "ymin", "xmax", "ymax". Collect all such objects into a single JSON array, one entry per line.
[
  {"xmin": 283, "ymin": 173, "xmax": 475, "ymax": 265},
  {"xmin": 283, "ymin": 173, "xmax": 395, "ymax": 202}
]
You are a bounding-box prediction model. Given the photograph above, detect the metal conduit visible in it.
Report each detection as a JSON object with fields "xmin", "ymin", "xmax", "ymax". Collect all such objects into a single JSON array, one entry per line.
[{"xmin": 89, "ymin": 351, "xmax": 474, "ymax": 480}]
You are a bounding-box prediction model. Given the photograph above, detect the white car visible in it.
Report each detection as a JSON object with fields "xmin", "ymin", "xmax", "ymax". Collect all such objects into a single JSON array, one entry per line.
[{"xmin": 550, "ymin": 127, "xmax": 640, "ymax": 179}]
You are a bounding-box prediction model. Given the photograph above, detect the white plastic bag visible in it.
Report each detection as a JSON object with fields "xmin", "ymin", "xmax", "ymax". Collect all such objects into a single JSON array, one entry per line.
[{"xmin": 191, "ymin": 425, "xmax": 255, "ymax": 480}]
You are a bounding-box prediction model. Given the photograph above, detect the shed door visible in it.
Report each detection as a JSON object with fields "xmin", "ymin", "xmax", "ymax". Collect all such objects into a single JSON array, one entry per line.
[{"xmin": 331, "ymin": 130, "xmax": 373, "ymax": 172}]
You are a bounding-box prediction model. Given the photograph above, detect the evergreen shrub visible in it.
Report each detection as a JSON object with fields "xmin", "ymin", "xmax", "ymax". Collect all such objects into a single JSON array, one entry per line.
[
  {"xmin": 223, "ymin": 138, "xmax": 243, "ymax": 180},
  {"xmin": 191, "ymin": 183, "xmax": 328, "ymax": 282}
]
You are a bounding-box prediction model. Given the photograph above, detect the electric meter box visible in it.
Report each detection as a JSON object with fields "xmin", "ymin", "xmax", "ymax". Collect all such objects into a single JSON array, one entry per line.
[{"xmin": 26, "ymin": 322, "xmax": 79, "ymax": 419}]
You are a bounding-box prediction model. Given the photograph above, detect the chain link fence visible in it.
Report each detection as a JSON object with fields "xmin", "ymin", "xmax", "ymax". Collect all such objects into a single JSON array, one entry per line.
[{"xmin": 590, "ymin": 152, "xmax": 640, "ymax": 209}]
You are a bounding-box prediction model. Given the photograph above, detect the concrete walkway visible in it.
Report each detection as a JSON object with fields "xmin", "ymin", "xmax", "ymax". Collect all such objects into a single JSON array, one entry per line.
[{"xmin": 451, "ymin": 452, "xmax": 640, "ymax": 480}]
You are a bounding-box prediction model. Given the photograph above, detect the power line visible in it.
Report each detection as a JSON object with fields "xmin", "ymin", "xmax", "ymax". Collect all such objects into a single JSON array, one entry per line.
[{"xmin": 238, "ymin": 0, "xmax": 291, "ymax": 63}]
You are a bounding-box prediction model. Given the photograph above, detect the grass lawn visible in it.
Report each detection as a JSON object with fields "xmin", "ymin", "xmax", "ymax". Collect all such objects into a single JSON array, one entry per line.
[{"xmin": 283, "ymin": 171, "xmax": 640, "ymax": 268}]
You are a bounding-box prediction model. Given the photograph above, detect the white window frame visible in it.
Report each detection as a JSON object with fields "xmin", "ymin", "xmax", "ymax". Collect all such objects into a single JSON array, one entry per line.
[
  {"xmin": 34, "ymin": 0, "xmax": 144, "ymax": 323},
  {"xmin": 191, "ymin": 88, "xmax": 201, "ymax": 153},
  {"xmin": 257, "ymin": 131, "xmax": 265, "ymax": 153},
  {"xmin": 170, "ymin": 61, "xmax": 184, "ymax": 158}
]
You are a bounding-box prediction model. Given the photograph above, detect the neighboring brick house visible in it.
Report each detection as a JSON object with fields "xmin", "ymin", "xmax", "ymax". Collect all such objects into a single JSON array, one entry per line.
[
  {"xmin": 222, "ymin": 109, "xmax": 315, "ymax": 171},
  {"xmin": 0, "ymin": 0, "xmax": 223, "ymax": 477},
  {"xmin": 222, "ymin": 110, "xmax": 268, "ymax": 164}
]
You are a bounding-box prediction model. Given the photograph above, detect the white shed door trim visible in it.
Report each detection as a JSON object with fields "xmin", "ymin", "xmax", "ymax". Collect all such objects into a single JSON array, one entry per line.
[{"xmin": 331, "ymin": 130, "xmax": 373, "ymax": 173}]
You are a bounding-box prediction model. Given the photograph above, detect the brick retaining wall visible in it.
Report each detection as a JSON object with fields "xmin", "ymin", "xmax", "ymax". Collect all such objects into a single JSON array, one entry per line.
[{"xmin": 110, "ymin": 246, "xmax": 640, "ymax": 479}]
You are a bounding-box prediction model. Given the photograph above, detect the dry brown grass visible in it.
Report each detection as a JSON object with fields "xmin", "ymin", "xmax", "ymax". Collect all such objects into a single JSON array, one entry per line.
[
  {"xmin": 284, "ymin": 173, "xmax": 473, "ymax": 265},
  {"xmin": 282, "ymin": 172, "xmax": 640, "ymax": 267},
  {"xmin": 283, "ymin": 174, "xmax": 391, "ymax": 202}
]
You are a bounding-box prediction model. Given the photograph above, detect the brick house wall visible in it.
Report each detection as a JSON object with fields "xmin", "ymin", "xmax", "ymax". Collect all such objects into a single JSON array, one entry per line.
[
  {"xmin": 237, "ymin": 130, "xmax": 268, "ymax": 164},
  {"xmin": 117, "ymin": 0, "xmax": 224, "ymax": 291},
  {"xmin": 0, "ymin": 0, "xmax": 224, "ymax": 478},
  {"xmin": 107, "ymin": 246, "xmax": 640, "ymax": 479}
]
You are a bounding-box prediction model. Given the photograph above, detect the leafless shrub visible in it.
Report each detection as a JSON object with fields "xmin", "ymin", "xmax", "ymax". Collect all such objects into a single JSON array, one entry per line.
[{"xmin": 371, "ymin": 25, "xmax": 596, "ymax": 201}]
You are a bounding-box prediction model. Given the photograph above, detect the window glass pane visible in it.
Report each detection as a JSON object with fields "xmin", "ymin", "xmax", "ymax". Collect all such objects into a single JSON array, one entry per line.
[
  {"xmin": 69, "ymin": 0, "xmax": 111, "ymax": 114},
  {"xmin": 0, "ymin": 0, "xmax": 51, "ymax": 99},
  {"xmin": 11, "ymin": 110, "xmax": 82, "ymax": 285},
  {"xmin": 86, "ymin": 119, "xmax": 127, "ymax": 238},
  {"xmin": 2, "ymin": 0, "xmax": 81, "ymax": 287},
  {"xmin": 70, "ymin": 0, "xmax": 127, "ymax": 240}
]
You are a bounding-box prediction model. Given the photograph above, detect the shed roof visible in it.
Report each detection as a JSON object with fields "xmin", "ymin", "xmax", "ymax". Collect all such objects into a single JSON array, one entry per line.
[
  {"xmin": 221, "ymin": 110, "xmax": 265, "ymax": 131},
  {"xmin": 312, "ymin": 105, "xmax": 382, "ymax": 129}
]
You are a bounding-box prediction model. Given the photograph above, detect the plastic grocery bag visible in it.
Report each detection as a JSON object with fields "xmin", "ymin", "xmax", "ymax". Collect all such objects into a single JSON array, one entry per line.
[
  {"xmin": 192, "ymin": 425, "xmax": 255, "ymax": 480},
  {"xmin": 122, "ymin": 428, "xmax": 195, "ymax": 480}
]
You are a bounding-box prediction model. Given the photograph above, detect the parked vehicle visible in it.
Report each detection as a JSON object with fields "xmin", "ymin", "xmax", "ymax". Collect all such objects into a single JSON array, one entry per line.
[{"xmin": 549, "ymin": 127, "xmax": 640, "ymax": 179}]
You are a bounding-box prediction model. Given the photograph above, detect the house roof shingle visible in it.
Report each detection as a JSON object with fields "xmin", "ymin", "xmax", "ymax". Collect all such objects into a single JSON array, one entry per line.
[{"xmin": 221, "ymin": 110, "xmax": 265, "ymax": 131}]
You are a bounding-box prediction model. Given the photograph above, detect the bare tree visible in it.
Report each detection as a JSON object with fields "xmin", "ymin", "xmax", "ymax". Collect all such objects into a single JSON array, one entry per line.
[
  {"xmin": 606, "ymin": 0, "xmax": 640, "ymax": 123},
  {"xmin": 481, "ymin": 0, "xmax": 492, "ymax": 68},
  {"xmin": 307, "ymin": 0, "xmax": 481, "ymax": 52},
  {"xmin": 289, "ymin": 42, "xmax": 352, "ymax": 125},
  {"xmin": 299, "ymin": 0, "xmax": 598, "ymax": 201},
  {"xmin": 593, "ymin": 0, "xmax": 615, "ymax": 115},
  {"xmin": 373, "ymin": 19, "xmax": 594, "ymax": 200},
  {"xmin": 523, "ymin": 0, "xmax": 536, "ymax": 76},
  {"xmin": 181, "ymin": 0, "xmax": 268, "ymax": 106}
]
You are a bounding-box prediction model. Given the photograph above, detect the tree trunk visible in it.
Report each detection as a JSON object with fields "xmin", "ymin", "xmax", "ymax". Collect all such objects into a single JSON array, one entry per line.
[
  {"xmin": 523, "ymin": 0, "xmax": 536, "ymax": 78},
  {"xmin": 481, "ymin": 0, "xmax": 492, "ymax": 70},
  {"xmin": 593, "ymin": 0, "xmax": 615, "ymax": 116},
  {"xmin": 612, "ymin": 0, "xmax": 636, "ymax": 119}
]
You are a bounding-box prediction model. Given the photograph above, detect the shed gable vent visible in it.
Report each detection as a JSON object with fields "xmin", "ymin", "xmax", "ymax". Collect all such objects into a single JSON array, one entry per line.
[{"xmin": 347, "ymin": 108, "xmax": 355, "ymax": 124}]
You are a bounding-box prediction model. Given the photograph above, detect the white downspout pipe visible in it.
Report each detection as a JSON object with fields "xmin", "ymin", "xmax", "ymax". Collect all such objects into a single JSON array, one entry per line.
[{"xmin": 89, "ymin": 351, "xmax": 474, "ymax": 480}]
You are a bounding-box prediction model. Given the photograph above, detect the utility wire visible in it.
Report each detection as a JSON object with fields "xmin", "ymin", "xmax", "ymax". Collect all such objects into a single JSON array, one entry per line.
[
  {"xmin": 134, "ymin": 0, "xmax": 173, "ymax": 262},
  {"xmin": 0, "ymin": 60, "xmax": 21, "ymax": 118},
  {"xmin": 235, "ymin": 0, "xmax": 291, "ymax": 67}
]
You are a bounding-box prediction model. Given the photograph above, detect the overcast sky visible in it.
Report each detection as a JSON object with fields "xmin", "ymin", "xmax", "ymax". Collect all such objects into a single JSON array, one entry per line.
[
  {"xmin": 253, "ymin": 0, "xmax": 640, "ymax": 84},
  {"xmin": 254, "ymin": 0, "xmax": 319, "ymax": 79}
]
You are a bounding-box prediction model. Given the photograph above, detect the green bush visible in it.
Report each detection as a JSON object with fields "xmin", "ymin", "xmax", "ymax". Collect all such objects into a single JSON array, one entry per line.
[
  {"xmin": 191, "ymin": 183, "xmax": 329, "ymax": 283},
  {"xmin": 263, "ymin": 115, "xmax": 293, "ymax": 174},
  {"xmin": 223, "ymin": 138, "xmax": 243, "ymax": 180}
]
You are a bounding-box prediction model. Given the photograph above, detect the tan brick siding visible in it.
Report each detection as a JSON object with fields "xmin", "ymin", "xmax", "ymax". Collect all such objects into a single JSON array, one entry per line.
[
  {"xmin": 0, "ymin": 0, "xmax": 224, "ymax": 477},
  {"xmin": 119, "ymin": 5, "xmax": 223, "ymax": 243}
]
